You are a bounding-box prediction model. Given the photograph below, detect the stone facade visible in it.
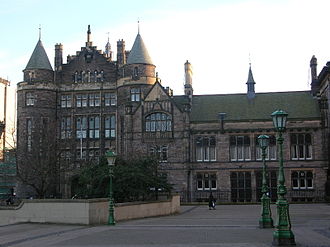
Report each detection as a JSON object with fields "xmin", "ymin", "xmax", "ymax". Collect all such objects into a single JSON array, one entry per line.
[{"xmin": 16, "ymin": 26, "xmax": 329, "ymax": 202}]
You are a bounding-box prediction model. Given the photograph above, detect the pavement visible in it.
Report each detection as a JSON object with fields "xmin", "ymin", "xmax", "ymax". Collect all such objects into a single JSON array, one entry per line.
[{"xmin": 0, "ymin": 203, "xmax": 330, "ymax": 247}]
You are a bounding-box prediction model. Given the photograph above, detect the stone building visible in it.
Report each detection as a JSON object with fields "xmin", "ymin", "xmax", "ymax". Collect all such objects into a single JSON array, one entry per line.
[{"xmin": 16, "ymin": 26, "xmax": 328, "ymax": 202}]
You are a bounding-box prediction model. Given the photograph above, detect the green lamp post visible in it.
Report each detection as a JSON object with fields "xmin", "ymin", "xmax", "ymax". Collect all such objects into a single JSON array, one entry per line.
[
  {"xmin": 106, "ymin": 150, "xmax": 117, "ymax": 225},
  {"xmin": 258, "ymin": 134, "xmax": 274, "ymax": 228},
  {"xmin": 271, "ymin": 110, "xmax": 295, "ymax": 246}
]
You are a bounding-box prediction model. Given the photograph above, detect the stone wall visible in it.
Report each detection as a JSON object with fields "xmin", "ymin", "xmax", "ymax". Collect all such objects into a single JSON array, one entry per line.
[{"xmin": 0, "ymin": 195, "xmax": 180, "ymax": 226}]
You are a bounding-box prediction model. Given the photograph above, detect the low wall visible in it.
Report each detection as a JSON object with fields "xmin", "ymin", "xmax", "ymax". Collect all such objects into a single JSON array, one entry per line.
[{"xmin": 0, "ymin": 195, "xmax": 180, "ymax": 225}]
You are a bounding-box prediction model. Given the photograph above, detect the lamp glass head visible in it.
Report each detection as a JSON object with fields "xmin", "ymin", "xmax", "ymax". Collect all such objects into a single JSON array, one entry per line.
[
  {"xmin": 271, "ymin": 110, "xmax": 288, "ymax": 132},
  {"xmin": 258, "ymin": 135, "xmax": 270, "ymax": 148},
  {"xmin": 106, "ymin": 150, "xmax": 117, "ymax": 166}
]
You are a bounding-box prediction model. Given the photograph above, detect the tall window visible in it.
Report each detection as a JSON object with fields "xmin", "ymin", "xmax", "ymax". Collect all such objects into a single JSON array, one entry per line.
[
  {"xmin": 291, "ymin": 133, "xmax": 312, "ymax": 160},
  {"xmin": 105, "ymin": 115, "xmax": 116, "ymax": 138},
  {"xmin": 256, "ymin": 135, "xmax": 276, "ymax": 160},
  {"xmin": 89, "ymin": 116, "xmax": 100, "ymax": 138},
  {"xmin": 89, "ymin": 93, "xmax": 100, "ymax": 107},
  {"xmin": 150, "ymin": 145, "xmax": 168, "ymax": 162},
  {"xmin": 76, "ymin": 116, "xmax": 87, "ymax": 139},
  {"xmin": 27, "ymin": 119, "xmax": 32, "ymax": 151},
  {"xmin": 230, "ymin": 136, "xmax": 251, "ymax": 161},
  {"xmin": 195, "ymin": 136, "xmax": 216, "ymax": 161},
  {"xmin": 76, "ymin": 94, "xmax": 88, "ymax": 107},
  {"xmin": 61, "ymin": 95, "xmax": 72, "ymax": 108},
  {"xmin": 133, "ymin": 66, "xmax": 139, "ymax": 77},
  {"xmin": 197, "ymin": 173, "xmax": 217, "ymax": 191},
  {"xmin": 26, "ymin": 93, "xmax": 35, "ymax": 106},
  {"xmin": 292, "ymin": 171, "xmax": 313, "ymax": 189},
  {"xmin": 74, "ymin": 71, "xmax": 78, "ymax": 82},
  {"xmin": 230, "ymin": 171, "xmax": 252, "ymax": 202},
  {"xmin": 256, "ymin": 170, "xmax": 277, "ymax": 202},
  {"xmin": 145, "ymin": 113, "xmax": 172, "ymax": 132},
  {"xmin": 60, "ymin": 117, "xmax": 72, "ymax": 139},
  {"xmin": 105, "ymin": 93, "xmax": 116, "ymax": 106},
  {"xmin": 130, "ymin": 88, "xmax": 141, "ymax": 102}
]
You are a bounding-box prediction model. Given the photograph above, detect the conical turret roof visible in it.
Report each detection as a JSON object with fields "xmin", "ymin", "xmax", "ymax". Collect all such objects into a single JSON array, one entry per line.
[
  {"xmin": 127, "ymin": 33, "xmax": 153, "ymax": 65},
  {"xmin": 25, "ymin": 39, "xmax": 53, "ymax": 71}
]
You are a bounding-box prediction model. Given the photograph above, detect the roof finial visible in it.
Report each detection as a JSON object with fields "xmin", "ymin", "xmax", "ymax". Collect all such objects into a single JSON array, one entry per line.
[
  {"xmin": 249, "ymin": 52, "xmax": 251, "ymax": 67},
  {"xmin": 39, "ymin": 24, "xmax": 41, "ymax": 40},
  {"xmin": 87, "ymin": 25, "xmax": 91, "ymax": 43},
  {"xmin": 106, "ymin": 32, "xmax": 110, "ymax": 42},
  {"xmin": 138, "ymin": 18, "xmax": 140, "ymax": 34}
]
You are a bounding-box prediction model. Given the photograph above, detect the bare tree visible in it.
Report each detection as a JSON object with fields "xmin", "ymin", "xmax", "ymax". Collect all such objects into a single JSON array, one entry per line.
[{"xmin": 17, "ymin": 119, "xmax": 58, "ymax": 198}]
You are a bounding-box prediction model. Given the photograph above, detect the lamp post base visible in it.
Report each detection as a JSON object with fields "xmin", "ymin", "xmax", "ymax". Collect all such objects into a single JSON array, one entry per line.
[
  {"xmin": 259, "ymin": 194, "xmax": 274, "ymax": 228},
  {"xmin": 259, "ymin": 218, "xmax": 274, "ymax": 228},
  {"xmin": 273, "ymin": 230, "xmax": 296, "ymax": 246},
  {"xmin": 273, "ymin": 199, "xmax": 295, "ymax": 246}
]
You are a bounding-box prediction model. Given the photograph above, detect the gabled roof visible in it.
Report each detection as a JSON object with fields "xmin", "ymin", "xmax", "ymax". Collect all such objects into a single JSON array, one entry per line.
[
  {"xmin": 127, "ymin": 33, "xmax": 153, "ymax": 65},
  {"xmin": 25, "ymin": 39, "xmax": 53, "ymax": 71},
  {"xmin": 173, "ymin": 91, "xmax": 320, "ymax": 122}
]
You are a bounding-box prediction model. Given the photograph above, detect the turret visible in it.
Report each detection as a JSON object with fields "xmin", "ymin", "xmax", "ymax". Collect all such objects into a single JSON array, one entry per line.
[
  {"xmin": 54, "ymin": 43, "xmax": 63, "ymax": 71},
  {"xmin": 18, "ymin": 34, "xmax": 57, "ymax": 197},
  {"xmin": 310, "ymin": 55, "xmax": 319, "ymax": 96},
  {"xmin": 246, "ymin": 64, "xmax": 256, "ymax": 99},
  {"xmin": 310, "ymin": 55, "xmax": 317, "ymax": 80},
  {"xmin": 117, "ymin": 39, "xmax": 126, "ymax": 66},
  {"xmin": 184, "ymin": 60, "xmax": 193, "ymax": 97}
]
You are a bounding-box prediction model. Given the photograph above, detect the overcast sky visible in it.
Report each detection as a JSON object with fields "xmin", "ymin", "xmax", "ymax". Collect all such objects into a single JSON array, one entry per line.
[{"xmin": 1, "ymin": 0, "xmax": 330, "ymax": 137}]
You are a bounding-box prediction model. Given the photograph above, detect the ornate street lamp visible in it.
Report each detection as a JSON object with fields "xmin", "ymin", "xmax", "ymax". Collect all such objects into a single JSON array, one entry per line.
[
  {"xmin": 106, "ymin": 150, "xmax": 117, "ymax": 225},
  {"xmin": 271, "ymin": 110, "xmax": 295, "ymax": 245},
  {"xmin": 258, "ymin": 135, "xmax": 273, "ymax": 228}
]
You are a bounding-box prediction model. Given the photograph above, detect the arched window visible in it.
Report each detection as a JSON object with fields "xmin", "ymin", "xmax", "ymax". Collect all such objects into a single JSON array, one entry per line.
[
  {"xmin": 74, "ymin": 71, "xmax": 78, "ymax": 83},
  {"xmin": 87, "ymin": 70, "xmax": 91, "ymax": 82},
  {"xmin": 100, "ymin": 70, "xmax": 104, "ymax": 82},
  {"xmin": 145, "ymin": 113, "xmax": 172, "ymax": 132},
  {"xmin": 94, "ymin": 70, "xmax": 98, "ymax": 82},
  {"xmin": 133, "ymin": 66, "xmax": 138, "ymax": 77}
]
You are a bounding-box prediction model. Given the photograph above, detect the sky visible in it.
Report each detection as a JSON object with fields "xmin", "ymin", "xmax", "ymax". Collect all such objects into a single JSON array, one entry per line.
[{"xmin": 1, "ymin": 0, "xmax": 330, "ymax": 145}]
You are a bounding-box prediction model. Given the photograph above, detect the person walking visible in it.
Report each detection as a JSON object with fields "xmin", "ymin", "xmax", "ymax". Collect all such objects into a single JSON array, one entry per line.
[{"xmin": 208, "ymin": 192, "xmax": 216, "ymax": 210}]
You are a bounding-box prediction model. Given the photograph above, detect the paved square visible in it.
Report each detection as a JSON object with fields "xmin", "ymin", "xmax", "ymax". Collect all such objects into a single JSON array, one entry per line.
[{"xmin": 0, "ymin": 204, "xmax": 329, "ymax": 246}]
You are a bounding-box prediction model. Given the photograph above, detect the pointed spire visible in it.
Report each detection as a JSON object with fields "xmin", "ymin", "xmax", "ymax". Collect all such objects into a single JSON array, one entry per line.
[
  {"xmin": 105, "ymin": 32, "xmax": 112, "ymax": 59},
  {"xmin": 127, "ymin": 32, "xmax": 153, "ymax": 65},
  {"xmin": 247, "ymin": 64, "xmax": 255, "ymax": 84},
  {"xmin": 25, "ymin": 39, "xmax": 53, "ymax": 71},
  {"xmin": 246, "ymin": 63, "xmax": 256, "ymax": 99}
]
